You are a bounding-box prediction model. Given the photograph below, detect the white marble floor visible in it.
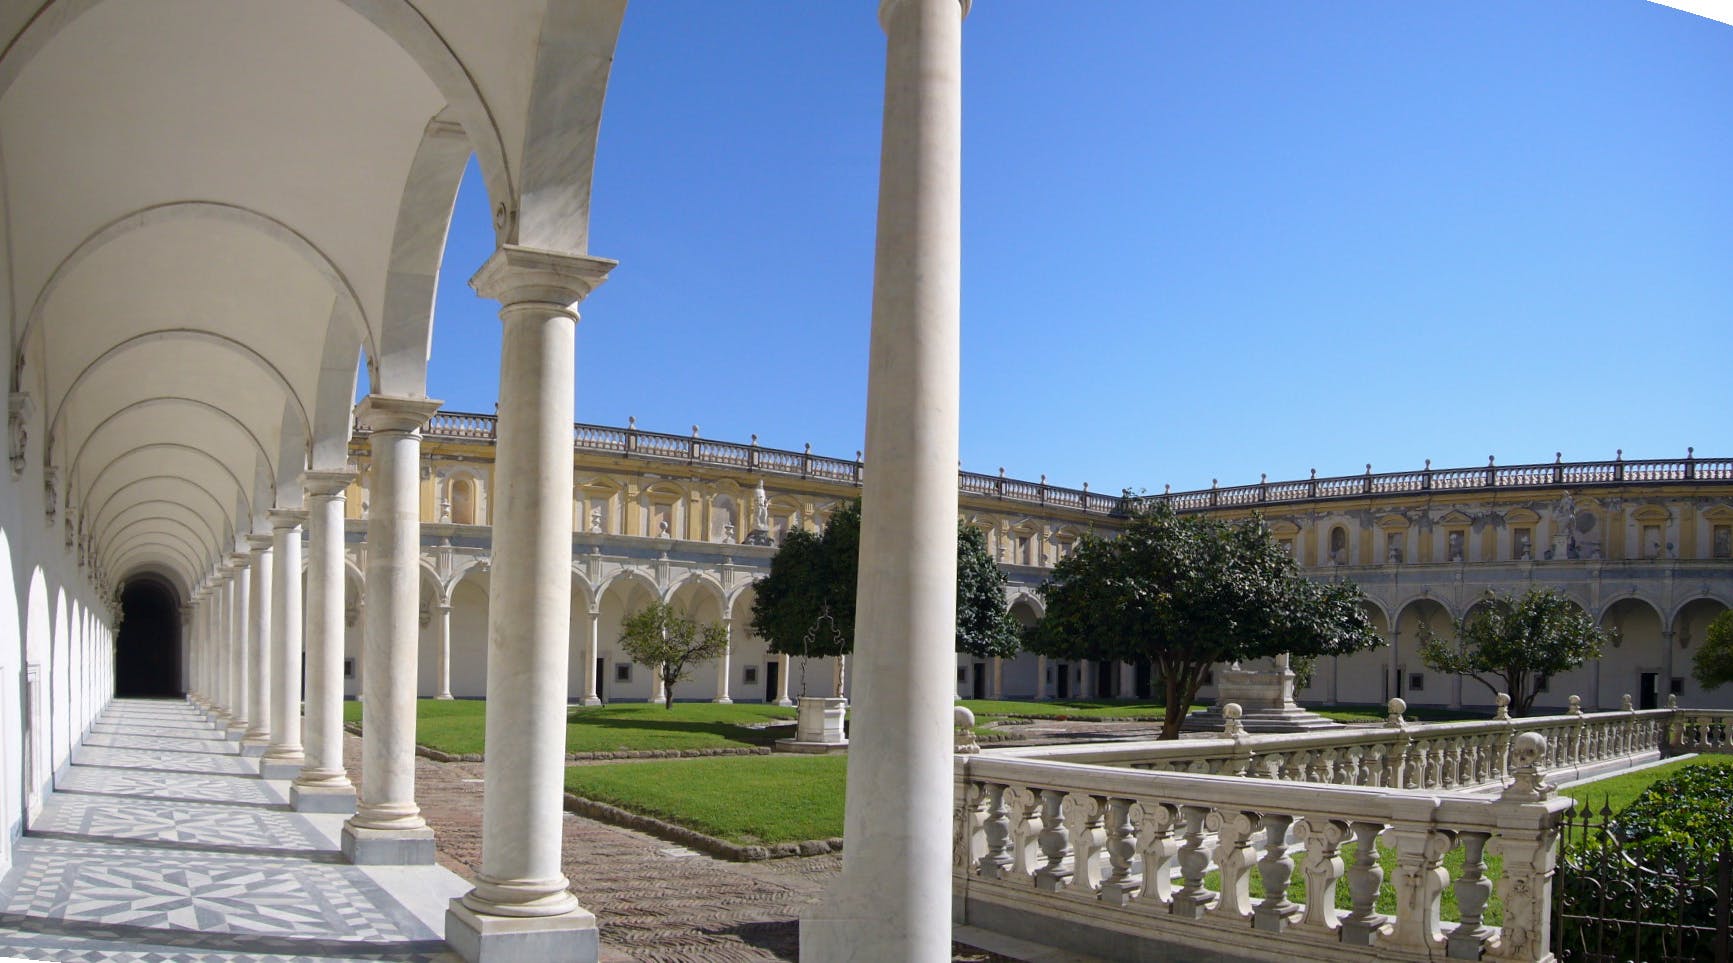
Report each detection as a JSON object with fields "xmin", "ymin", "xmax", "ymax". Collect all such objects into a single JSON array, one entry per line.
[{"xmin": 0, "ymin": 699, "xmax": 466, "ymax": 962}]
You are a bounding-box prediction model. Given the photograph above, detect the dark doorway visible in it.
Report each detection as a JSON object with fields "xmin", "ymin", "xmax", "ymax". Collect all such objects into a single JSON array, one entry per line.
[
  {"xmin": 1135, "ymin": 660, "xmax": 1153, "ymax": 700},
  {"xmin": 116, "ymin": 578, "xmax": 182, "ymax": 696},
  {"xmin": 972, "ymin": 662, "xmax": 986, "ymax": 699},
  {"xmin": 1056, "ymin": 663, "xmax": 1071, "ymax": 700},
  {"xmin": 596, "ymin": 657, "xmax": 606, "ymax": 703},
  {"xmin": 764, "ymin": 660, "xmax": 780, "ymax": 704},
  {"xmin": 1639, "ymin": 672, "xmax": 1659, "ymax": 710},
  {"xmin": 1097, "ymin": 660, "xmax": 1115, "ymax": 699}
]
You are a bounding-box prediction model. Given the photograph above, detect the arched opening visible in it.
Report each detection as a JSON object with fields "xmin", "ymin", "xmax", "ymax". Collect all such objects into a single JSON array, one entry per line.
[{"xmin": 115, "ymin": 578, "xmax": 182, "ymax": 697}]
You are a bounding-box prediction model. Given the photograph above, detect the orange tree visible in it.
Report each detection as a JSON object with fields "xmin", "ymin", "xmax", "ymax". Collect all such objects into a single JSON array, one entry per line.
[{"xmin": 1028, "ymin": 502, "xmax": 1380, "ymax": 739}]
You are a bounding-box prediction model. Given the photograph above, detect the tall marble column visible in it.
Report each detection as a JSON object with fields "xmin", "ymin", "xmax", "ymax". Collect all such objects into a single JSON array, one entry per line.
[
  {"xmin": 241, "ymin": 534, "xmax": 274, "ymax": 755},
  {"xmin": 188, "ymin": 590, "xmax": 206, "ymax": 707},
  {"xmin": 210, "ymin": 579, "xmax": 232, "ymax": 725},
  {"xmin": 801, "ymin": 1, "xmax": 967, "ymax": 958},
  {"xmin": 292, "ymin": 469, "xmax": 358, "ymax": 813},
  {"xmin": 713, "ymin": 618, "xmax": 733, "ymax": 704},
  {"xmin": 775, "ymin": 652, "xmax": 793, "ymax": 707},
  {"xmin": 435, "ymin": 599, "xmax": 454, "ymax": 699},
  {"xmin": 343, "ymin": 395, "xmax": 441, "ymax": 864},
  {"xmin": 226, "ymin": 554, "xmax": 251, "ymax": 741},
  {"xmin": 581, "ymin": 608, "xmax": 602, "ymax": 706},
  {"xmin": 447, "ymin": 246, "xmax": 613, "ymax": 963},
  {"xmin": 261, "ymin": 510, "xmax": 307, "ymax": 779}
]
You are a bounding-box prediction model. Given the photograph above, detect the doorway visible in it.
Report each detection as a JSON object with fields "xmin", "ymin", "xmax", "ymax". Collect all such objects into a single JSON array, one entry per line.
[
  {"xmin": 765, "ymin": 660, "xmax": 780, "ymax": 704},
  {"xmin": 1055, "ymin": 663, "xmax": 1071, "ymax": 700},
  {"xmin": 972, "ymin": 662, "xmax": 986, "ymax": 700},
  {"xmin": 1639, "ymin": 672, "xmax": 1659, "ymax": 711},
  {"xmin": 596, "ymin": 657, "xmax": 605, "ymax": 703},
  {"xmin": 115, "ymin": 578, "xmax": 182, "ymax": 696}
]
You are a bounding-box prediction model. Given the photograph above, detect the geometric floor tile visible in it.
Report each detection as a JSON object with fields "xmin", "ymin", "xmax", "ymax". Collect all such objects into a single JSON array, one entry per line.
[
  {"xmin": 54, "ymin": 769, "xmax": 281, "ymax": 807},
  {"xmin": 72, "ymin": 748, "xmax": 257, "ymax": 776},
  {"xmin": 31, "ymin": 798, "xmax": 325, "ymax": 853}
]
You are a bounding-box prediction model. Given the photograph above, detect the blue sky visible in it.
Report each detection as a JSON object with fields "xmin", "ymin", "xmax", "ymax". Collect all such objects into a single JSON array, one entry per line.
[{"xmin": 425, "ymin": 1, "xmax": 1731, "ymax": 495}]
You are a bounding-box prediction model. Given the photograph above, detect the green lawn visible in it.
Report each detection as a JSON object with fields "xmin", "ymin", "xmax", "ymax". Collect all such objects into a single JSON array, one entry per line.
[
  {"xmin": 1560, "ymin": 755, "xmax": 1733, "ymax": 814},
  {"xmin": 343, "ymin": 698, "xmax": 795, "ymax": 756},
  {"xmin": 564, "ymin": 755, "xmax": 846, "ymax": 845},
  {"xmin": 1308, "ymin": 704, "xmax": 1493, "ymax": 724}
]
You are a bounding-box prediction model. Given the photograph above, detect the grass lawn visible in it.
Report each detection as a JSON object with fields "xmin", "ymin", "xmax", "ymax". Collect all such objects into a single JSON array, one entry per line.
[
  {"xmin": 564, "ymin": 755, "xmax": 845, "ymax": 845},
  {"xmin": 1560, "ymin": 754, "xmax": 1733, "ymax": 814},
  {"xmin": 1309, "ymin": 704, "xmax": 1493, "ymax": 724},
  {"xmin": 343, "ymin": 698, "xmax": 795, "ymax": 756}
]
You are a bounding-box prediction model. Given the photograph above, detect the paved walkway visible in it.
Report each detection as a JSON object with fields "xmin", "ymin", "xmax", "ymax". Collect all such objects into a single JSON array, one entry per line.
[{"xmin": 0, "ymin": 699, "xmax": 466, "ymax": 962}]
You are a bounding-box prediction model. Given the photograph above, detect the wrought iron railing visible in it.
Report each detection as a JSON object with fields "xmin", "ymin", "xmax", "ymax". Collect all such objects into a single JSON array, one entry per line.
[{"xmin": 355, "ymin": 409, "xmax": 1728, "ymax": 519}]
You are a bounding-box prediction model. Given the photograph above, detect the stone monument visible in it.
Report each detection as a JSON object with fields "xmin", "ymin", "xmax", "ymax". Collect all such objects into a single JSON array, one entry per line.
[
  {"xmin": 1189, "ymin": 654, "xmax": 1338, "ymax": 732},
  {"xmin": 743, "ymin": 479, "xmax": 775, "ymax": 546}
]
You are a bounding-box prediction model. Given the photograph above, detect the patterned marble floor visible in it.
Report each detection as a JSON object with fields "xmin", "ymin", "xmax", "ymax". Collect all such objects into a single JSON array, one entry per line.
[{"xmin": 0, "ymin": 700, "xmax": 463, "ymax": 962}]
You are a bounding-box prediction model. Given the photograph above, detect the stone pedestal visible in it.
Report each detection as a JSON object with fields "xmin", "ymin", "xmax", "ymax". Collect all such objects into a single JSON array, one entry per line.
[
  {"xmin": 445, "ymin": 899, "xmax": 598, "ymax": 963},
  {"xmin": 742, "ymin": 528, "xmax": 774, "ymax": 547},
  {"xmin": 340, "ymin": 823, "xmax": 436, "ymax": 865},
  {"xmin": 290, "ymin": 783, "xmax": 358, "ymax": 814},
  {"xmin": 777, "ymin": 697, "xmax": 848, "ymax": 754},
  {"xmin": 1189, "ymin": 661, "xmax": 1338, "ymax": 733}
]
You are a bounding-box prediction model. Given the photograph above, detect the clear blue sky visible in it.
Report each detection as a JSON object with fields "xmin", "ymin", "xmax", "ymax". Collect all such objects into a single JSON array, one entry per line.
[{"xmin": 425, "ymin": 1, "xmax": 1731, "ymax": 495}]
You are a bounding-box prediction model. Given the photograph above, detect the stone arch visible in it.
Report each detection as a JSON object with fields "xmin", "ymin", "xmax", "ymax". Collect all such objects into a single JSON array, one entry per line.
[
  {"xmin": 1007, "ymin": 590, "xmax": 1044, "ymax": 622},
  {"xmin": 96, "ymin": 501, "xmax": 222, "ymax": 560},
  {"xmin": 667, "ymin": 573, "xmax": 725, "ymax": 621},
  {"xmin": 23, "ymin": 567, "xmax": 50, "ymax": 818},
  {"xmin": 444, "ymin": 468, "xmax": 486, "ymax": 526},
  {"xmin": 569, "ymin": 569, "xmax": 596, "ymax": 615},
  {"xmin": 1672, "ymin": 593, "xmax": 1733, "ymax": 635},
  {"xmin": 1328, "ymin": 524, "xmax": 1349, "ymax": 565},
  {"xmin": 444, "ymin": 563, "xmax": 490, "ymax": 699},
  {"xmin": 87, "ymin": 475, "xmax": 232, "ymax": 554},
  {"xmin": 0, "ymin": 525, "xmax": 17, "ymax": 861},
  {"xmin": 1599, "ymin": 596, "xmax": 1667, "ymax": 707}
]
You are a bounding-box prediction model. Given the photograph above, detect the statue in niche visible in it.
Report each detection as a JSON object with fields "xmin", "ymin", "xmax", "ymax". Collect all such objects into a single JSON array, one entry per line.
[
  {"xmin": 1386, "ymin": 534, "xmax": 1402, "ymax": 563},
  {"xmin": 1515, "ymin": 530, "xmax": 1532, "ymax": 560},
  {"xmin": 8, "ymin": 398, "xmax": 26, "ymax": 477},
  {"xmin": 722, "ymin": 524, "xmax": 736, "ymax": 545},
  {"xmin": 589, "ymin": 506, "xmax": 604, "ymax": 534},
  {"xmin": 657, "ymin": 518, "xmax": 671, "ymax": 538},
  {"xmin": 753, "ymin": 480, "xmax": 770, "ymax": 532},
  {"xmin": 1447, "ymin": 531, "xmax": 1464, "ymax": 562}
]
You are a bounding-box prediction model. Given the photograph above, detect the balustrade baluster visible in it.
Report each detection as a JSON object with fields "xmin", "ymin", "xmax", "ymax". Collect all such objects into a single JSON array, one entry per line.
[
  {"xmin": 1171, "ymin": 805, "xmax": 1214, "ymax": 918},
  {"xmin": 957, "ymin": 780, "xmax": 987, "ymax": 872},
  {"xmin": 1342, "ymin": 821, "xmax": 1387, "ymax": 944},
  {"xmin": 1061, "ymin": 794, "xmax": 1106, "ymax": 896},
  {"xmin": 1388, "ymin": 827, "xmax": 1454, "ymax": 949},
  {"xmin": 1032, "ymin": 789, "xmax": 1073, "ymax": 893},
  {"xmin": 978, "ymin": 782, "xmax": 1014, "ymax": 880},
  {"xmin": 1009, "ymin": 786, "xmax": 1043, "ymax": 878},
  {"xmin": 1447, "ymin": 831, "xmax": 1495, "ymax": 959},
  {"xmin": 1133, "ymin": 801, "xmax": 1179, "ymax": 909},
  {"xmin": 1098, "ymin": 797, "xmax": 1140, "ymax": 905},
  {"xmin": 1294, "ymin": 817, "xmax": 1348, "ymax": 934},
  {"xmin": 1253, "ymin": 813, "xmax": 1300, "ymax": 932},
  {"xmin": 1207, "ymin": 810, "xmax": 1258, "ymax": 922}
]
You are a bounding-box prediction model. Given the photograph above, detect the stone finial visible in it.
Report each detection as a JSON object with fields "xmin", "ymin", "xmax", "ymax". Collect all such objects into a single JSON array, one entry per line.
[
  {"xmin": 1501, "ymin": 731, "xmax": 1554, "ymax": 801},
  {"xmin": 1222, "ymin": 702, "xmax": 1245, "ymax": 738},
  {"xmin": 1495, "ymin": 693, "xmax": 1511, "ymax": 721},
  {"xmin": 1620, "ymin": 694, "xmax": 1634, "ymax": 712},
  {"xmin": 954, "ymin": 705, "xmax": 979, "ymax": 754},
  {"xmin": 1567, "ymin": 695, "xmax": 1582, "ymax": 716},
  {"xmin": 1667, "ymin": 693, "xmax": 1679, "ymax": 710},
  {"xmin": 1385, "ymin": 698, "xmax": 1407, "ymax": 728}
]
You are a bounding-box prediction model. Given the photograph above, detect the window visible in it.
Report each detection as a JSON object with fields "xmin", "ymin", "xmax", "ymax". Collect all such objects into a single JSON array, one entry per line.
[
  {"xmin": 1642, "ymin": 524, "xmax": 1662, "ymax": 559},
  {"xmin": 614, "ymin": 663, "xmax": 632, "ymax": 683},
  {"xmin": 1513, "ymin": 528, "xmax": 1532, "ymax": 561},
  {"xmin": 1536, "ymin": 673, "xmax": 1550, "ymax": 693},
  {"xmin": 1408, "ymin": 673, "xmax": 1425, "ymax": 692},
  {"xmin": 1016, "ymin": 535, "xmax": 1032, "ymax": 565},
  {"xmin": 742, "ymin": 665, "xmax": 758, "ymax": 685},
  {"xmin": 450, "ymin": 478, "xmax": 476, "ymax": 525},
  {"xmin": 344, "ymin": 658, "xmax": 355, "ymax": 680},
  {"xmin": 1447, "ymin": 530, "xmax": 1465, "ymax": 562},
  {"xmin": 1671, "ymin": 676, "xmax": 1685, "ymax": 695},
  {"xmin": 957, "ymin": 666, "xmax": 967, "ymax": 683},
  {"xmin": 1329, "ymin": 526, "xmax": 1348, "ymax": 564},
  {"xmin": 1714, "ymin": 525, "xmax": 1731, "ymax": 559}
]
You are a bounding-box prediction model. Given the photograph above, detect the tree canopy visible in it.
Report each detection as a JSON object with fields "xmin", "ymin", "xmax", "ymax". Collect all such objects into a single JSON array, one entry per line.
[
  {"xmin": 1419, "ymin": 588, "xmax": 1607, "ymax": 717},
  {"xmin": 1691, "ymin": 609, "xmax": 1733, "ymax": 691},
  {"xmin": 749, "ymin": 499, "xmax": 1021, "ymax": 660},
  {"xmin": 1028, "ymin": 502, "xmax": 1381, "ymax": 739},
  {"xmin": 617, "ymin": 600, "xmax": 730, "ymax": 709}
]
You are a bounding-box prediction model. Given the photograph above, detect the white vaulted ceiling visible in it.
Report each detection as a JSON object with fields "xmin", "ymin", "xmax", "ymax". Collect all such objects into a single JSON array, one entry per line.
[{"xmin": 1, "ymin": 0, "xmax": 627, "ymax": 594}]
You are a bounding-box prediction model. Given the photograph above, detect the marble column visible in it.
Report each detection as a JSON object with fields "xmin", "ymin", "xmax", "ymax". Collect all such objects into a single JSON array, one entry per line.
[
  {"xmin": 447, "ymin": 246, "xmax": 613, "ymax": 963},
  {"xmin": 776, "ymin": 652, "xmax": 794, "ymax": 706},
  {"xmin": 343, "ymin": 396, "xmax": 441, "ymax": 864},
  {"xmin": 261, "ymin": 510, "xmax": 307, "ymax": 779},
  {"xmin": 992, "ymin": 656, "xmax": 1003, "ymax": 700},
  {"xmin": 582, "ymin": 609, "xmax": 602, "ymax": 705},
  {"xmin": 435, "ymin": 600, "xmax": 454, "ymax": 699},
  {"xmin": 292, "ymin": 469, "xmax": 358, "ymax": 814},
  {"xmin": 226, "ymin": 554, "xmax": 251, "ymax": 740},
  {"xmin": 1035, "ymin": 654, "xmax": 1048, "ymax": 700},
  {"xmin": 713, "ymin": 618, "xmax": 733, "ymax": 704},
  {"xmin": 209, "ymin": 581, "xmax": 231, "ymax": 724},
  {"xmin": 241, "ymin": 535, "xmax": 274, "ymax": 755},
  {"xmin": 801, "ymin": 1, "xmax": 967, "ymax": 958}
]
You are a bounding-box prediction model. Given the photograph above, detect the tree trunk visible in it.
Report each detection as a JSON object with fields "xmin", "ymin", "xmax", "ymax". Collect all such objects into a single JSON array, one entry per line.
[
  {"xmin": 1161, "ymin": 671, "xmax": 1186, "ymax": 740},
  {"xmin": 664, "ymin": 673, "xmax": 675, "ymax": 710}
]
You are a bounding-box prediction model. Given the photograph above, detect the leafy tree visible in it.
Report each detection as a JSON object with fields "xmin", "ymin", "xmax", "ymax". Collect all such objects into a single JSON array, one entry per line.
[
  {"xmin": 1691, "ymin": 609, "xmax": 1733, "ymax": 691},
  {"xmin": 1029, "ymin": 503, "xmax": 1381, "ymax": 739},
  {"xmin": 1419, "ymin": 588, "xmax": 1607, "ymax": 717},
  {"xmin": 749, "ymin": 499, "xmax": 1020, "ymax": 660},
  {"xmin": 617, "ymin": 600, "xmax": 730, "ymax": 709}
]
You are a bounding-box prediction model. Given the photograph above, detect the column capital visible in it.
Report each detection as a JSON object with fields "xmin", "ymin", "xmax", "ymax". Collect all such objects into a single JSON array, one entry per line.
[
  {"xmin": 357, "ymin": 394, "xmax": 442, "ymax": 434},
  {"xmin": 302, "ymin": 467, "xmax": 358, "ymax": 498},
  {"xmin": 469, "ymin": 244, "xmax": 616, "ymax": 315},
  {"xmin": 245, "ymin": 533, "xmax": 274, "ymax": 552},
  {"xmin": 879, "ymin": 0, "xmax": 970, "ymax": 30},
  {"xmin": 226, "ymin": 552, "xmax": 251, "ymax": 569},
  {"xmin": 268, "ymin": 508, "xmax": 309, "ymax": 531}
]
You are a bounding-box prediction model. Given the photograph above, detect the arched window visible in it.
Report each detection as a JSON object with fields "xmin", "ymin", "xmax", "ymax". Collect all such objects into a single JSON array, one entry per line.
[{"xmin": 1329, "ymin": 526, "xmax": 1348, "ymax": 565}]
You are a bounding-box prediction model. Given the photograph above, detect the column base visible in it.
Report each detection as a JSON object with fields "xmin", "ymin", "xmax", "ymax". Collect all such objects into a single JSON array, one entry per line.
[
  {"xmin": 712, "ymin": 697, "xmax": 733, "ymax": 705},
  {"xmin": 224, "ymin": 725, "xmax": 247, "ymax": 741},
  {"xmin": 259, "ymin": 753, "xmax": 305, "ymax": 780},
  {"xmin": 341, "ymin": 823, "xmax": 436, "ymax": 865},
  {"xmin": 240, "ymin": 738, "xmax": 270, "ymax": 757},
  {"xmin": 435, "ymin": 693, "xmax": 455, "ymax": 700},
  {"xmin": 801, "ymin": 887, "xmax": 948, "ymax": 962},
  {"xmin": 290, "ymin": 782, "xmax": 357, "ymax": 814},
  {"xmin": 775, "ymin": 698, "xmax": 795, "ymax": 707},
  {"xmin": 445, "ymin": 899, "xmax": 598, "ymax": 963},
  {"xmin": 581, "ymin": 696, "xmax": 602, "ymax": 706}
]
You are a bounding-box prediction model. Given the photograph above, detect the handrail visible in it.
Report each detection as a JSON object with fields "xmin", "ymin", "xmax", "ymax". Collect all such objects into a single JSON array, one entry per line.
[{"xmin": 354, "ymin": 409, "xmax": 1727, "ymax": 519}]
